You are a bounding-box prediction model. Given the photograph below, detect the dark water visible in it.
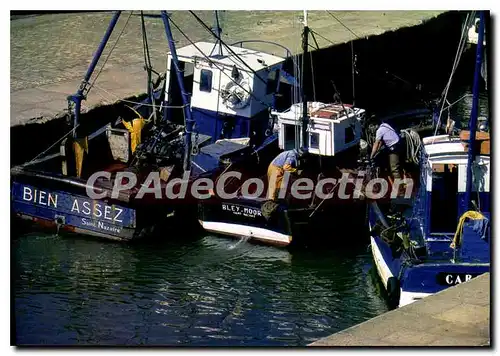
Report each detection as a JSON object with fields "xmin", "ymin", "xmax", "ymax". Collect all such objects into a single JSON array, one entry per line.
[
  {"xmin": 13, "ymin": 230, "xmax": 388, "ymax": 346},
  {"xmin": 12, "ymin": 27, "xmax": 490, "ymax": 346},
  {"xmin": 13, "ymin": 86, "xmax": 488, "ymax": 347}
]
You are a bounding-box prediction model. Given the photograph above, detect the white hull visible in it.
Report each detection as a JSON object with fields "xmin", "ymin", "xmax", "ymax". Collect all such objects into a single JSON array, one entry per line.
[
  {"xmin": 199, "ymin": 220, "xmax": 292, "ymax": 247},
  {"xmin": 399, "ymin": 291, "xmax": 432, "ymax": 307},
  {"xmin": 370, "ymin": 235, "xmax": 394, "ymax": 290},
  {"xmin": 371, "ymin": 235, "xmax": 434, "ymax": 307}
]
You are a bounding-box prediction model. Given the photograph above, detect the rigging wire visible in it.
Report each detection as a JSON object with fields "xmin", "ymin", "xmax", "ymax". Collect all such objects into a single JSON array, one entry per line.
[
  {"xmin": 326, "ymin": 10, "xmax": 360, "ymax": 39},
  {"xmin": 309, "ymin": 50, "xmax": 316, "ymax": 102},
  {"xmin": 166, "ymin": 13, "xmax": 273, "ymax": 110},
  {"xmin": 351, "ymin": 40, "xmax": 356, "ymax": 106},
  {"xmin": 442, "ymin": 93, "xmax": 473, "ymax": 112},
  {"xmin": 311, "ymin": 15, "xmax": 432, "ymax": 106},
  {"xmin": 141, "ymin": 11, "xmax": 153, "ymax": 72},
  {"xmin": 308, "ymin": 29, "xmax": 336, "ymax": 46},
  {"xmin": 188, "ymin": 10, "xmax": 268, "ymax": 86},
  {"xmin": 85, "ymin": 11, "xmax": 134, "ymax": 96},
  {"xmin": 432, "ymin": 11, "xmax": 475, "ymax": 139},
  {"xmin": 92, "ymin": 83, "xmax": 187, "ymax": 109},
  {"xmin": 28, "ymin": 124, "xmax": 80, "ymax": 164}
]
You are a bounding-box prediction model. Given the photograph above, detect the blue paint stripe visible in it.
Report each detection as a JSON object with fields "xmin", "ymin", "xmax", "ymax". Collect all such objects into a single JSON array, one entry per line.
[{"xmin": 12, "ymin": 182, "xmax": 136, "ymax": 236}]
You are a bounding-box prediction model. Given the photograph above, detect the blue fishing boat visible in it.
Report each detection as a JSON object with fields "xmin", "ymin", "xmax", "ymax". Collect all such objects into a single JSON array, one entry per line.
[
  {"xmin": 11, "ymin": 10, "xmax": 298, "ymax": 241},
  {"xmin": 368, "ymin": 11, "xmax": 490, "ymax": 308},
  {"xmin": 198, "ymin": 11, "xmax": 370, "ymax": 247}
]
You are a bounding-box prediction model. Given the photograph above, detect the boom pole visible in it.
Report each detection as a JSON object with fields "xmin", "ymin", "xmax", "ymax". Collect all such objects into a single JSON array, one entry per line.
[
  {"xmin": 161, "ymin": 11, "xmax": 195, "ymax": 172},
  {"xmin": 463, "ymin": 11, "xmax": 485, "ymax": 211},
  {"xmin": 68, "ymin": 10, "xmax": 122, "ymax": 137},
  {"xmin": 301, "ymin": 10, "xmax": 309, "ymax": 152}
]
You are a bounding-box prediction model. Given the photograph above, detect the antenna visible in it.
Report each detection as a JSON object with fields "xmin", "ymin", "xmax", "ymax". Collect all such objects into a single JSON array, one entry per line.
[{"xmin": 209, "ymin": 10, "xmax": 223, "ymax": 57}]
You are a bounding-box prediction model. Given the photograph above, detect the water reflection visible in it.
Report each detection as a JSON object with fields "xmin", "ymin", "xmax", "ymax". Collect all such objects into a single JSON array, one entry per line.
[{"xmin": 14, "ymin": 231, "xmax": 388, "ymax": 345}]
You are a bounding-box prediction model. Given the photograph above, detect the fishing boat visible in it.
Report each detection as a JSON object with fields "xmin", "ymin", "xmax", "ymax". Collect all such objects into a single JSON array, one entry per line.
[
  {"xmin": 369, "ymin": 11, "xmax": 490, "ymax": 308},
  {"xmin": 198, "ymin": 11, "xmax": 376, "ymax": 247},
  {"xmin": 11, "ymin": 10, "xmax": 297, "ymax": 241}
]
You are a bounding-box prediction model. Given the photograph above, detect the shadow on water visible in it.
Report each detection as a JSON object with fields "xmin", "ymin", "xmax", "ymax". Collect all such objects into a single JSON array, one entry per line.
[
  {"xmin": 11, "ymin": 10, "xmax": 490, "ymax": 346},
  {"xmin": 13, "ymin": 226, "xmax": 388, "ymax": 346}
]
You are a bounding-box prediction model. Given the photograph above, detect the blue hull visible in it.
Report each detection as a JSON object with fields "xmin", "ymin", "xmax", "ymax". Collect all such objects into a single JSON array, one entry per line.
[
  {"xmin": 11, "ymin": 181, "xmax": 137, "ymax": 241},
  {"xmin": 370, "ymin": 227, "xmax": 490, "ymax": 307}
]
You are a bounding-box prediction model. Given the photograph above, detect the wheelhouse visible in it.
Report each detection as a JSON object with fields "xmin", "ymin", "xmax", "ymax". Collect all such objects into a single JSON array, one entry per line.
[
  {"xmin": 272, "ymin": 102, "xmax": 366, "ymax": 156},
  {"xmin": 165, "ymin": 41, "xmax": 288, "ymax": 145},
  {"xmin": 417, "ymin": 133, "xmax": 490, "ymax": 238}
]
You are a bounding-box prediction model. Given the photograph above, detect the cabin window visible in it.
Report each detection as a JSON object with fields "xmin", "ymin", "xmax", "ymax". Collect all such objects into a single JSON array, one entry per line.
[
  {"xmin": 266, "ymin": 69, "xmax": 280, "ymax": 95},
  {"xmin": 345, "ymin": 126, "xmax": 355, "ymax": 144},
  {"xmin": 310, "ymin": 132, "xmax": 320, "ymax": 149},
  {"xmin": 284, "ymin": 124, "xmax": 297, "ymax": 150},
  {"xmin": 200, "ymin": 69, "xmax": 213, "ymax": 93}
]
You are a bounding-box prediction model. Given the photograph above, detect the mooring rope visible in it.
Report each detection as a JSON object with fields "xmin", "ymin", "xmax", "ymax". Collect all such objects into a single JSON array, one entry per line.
[
  {"xmin": 27, "ymin": 124, "xmax": 80, "ymax": 164},
  {"xmin": 400, "ymin": 128, "xmax": 422, "ymax": 165}
]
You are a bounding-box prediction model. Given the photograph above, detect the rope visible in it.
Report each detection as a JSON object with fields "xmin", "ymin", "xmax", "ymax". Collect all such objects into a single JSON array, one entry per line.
[
  {"xmin": 309, "ymin": 181, "xmax": 340, "ymax": 218},
  {"xmin": 85, "ymin": 11, "xmax": 134, "ymax": 96},
  {"xmin": 451, "ymin": 210, "xmax": 486, "ymax": 248},
  {"xmin": 400, "ymin": 129, "xmax": 422, "ymax": 165},
  {"xmin": 27, "ymin": 124, "xmax": 80, "ymax": 164}
]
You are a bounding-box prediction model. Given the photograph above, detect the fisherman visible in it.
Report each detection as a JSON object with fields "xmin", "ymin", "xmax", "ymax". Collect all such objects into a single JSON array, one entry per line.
[
  {"xmin": 370, "ymin": 119, "xmax": 403, "ymax": 180},
  {"xmin": 267, "ymin": 148, "xmax": 304, "ymax": 200}
]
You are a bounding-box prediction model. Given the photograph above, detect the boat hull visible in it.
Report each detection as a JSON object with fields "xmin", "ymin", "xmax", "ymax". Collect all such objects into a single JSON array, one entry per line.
[
  {"xmin": 198, "ymin": 197, "xmax": 293, "ymax": 247},
  {"xmin": 370, "ymin": 234, "xmax": 490, "ymax": 308},
  {"xmin": 11, "ymin": 180, "xmax": 139, "ymax": 241},
  {"xmin": 199, "ymin": 196, "xmax": 367, "ymax": 248}
]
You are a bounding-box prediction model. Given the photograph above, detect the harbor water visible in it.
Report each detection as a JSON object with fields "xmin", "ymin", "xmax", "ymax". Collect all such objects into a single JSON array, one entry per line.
[
  {"xmin": 11, "ymin": 12, "xmax": 489, "ymax": 344},
  {"xmin": 14, "ymin": 230, "xmax": 387, "ymax": 346}
]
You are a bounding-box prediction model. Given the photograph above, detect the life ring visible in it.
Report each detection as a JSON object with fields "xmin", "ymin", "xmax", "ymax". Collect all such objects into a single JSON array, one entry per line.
[{"xmin": 221, "ymin": 79, "xmax": 252, "ymax": 110}]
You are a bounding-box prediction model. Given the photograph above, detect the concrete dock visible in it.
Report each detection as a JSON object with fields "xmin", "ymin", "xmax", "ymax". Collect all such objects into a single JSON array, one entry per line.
[
  {"xmin": 10, "ymin": 11, "xmax": 444, "ymax": 127},
  {"xmin": 310, "ymin": 273, "xmax": 490, "ymax": 346}
]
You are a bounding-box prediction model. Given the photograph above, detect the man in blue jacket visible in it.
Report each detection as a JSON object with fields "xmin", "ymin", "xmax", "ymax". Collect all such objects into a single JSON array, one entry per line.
[{"xmin": 267, "ymin": 148, "xmax": 303, "ymax": 200}]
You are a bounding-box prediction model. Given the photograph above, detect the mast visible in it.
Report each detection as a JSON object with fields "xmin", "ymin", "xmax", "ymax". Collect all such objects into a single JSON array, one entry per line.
[
  {"xmin": 301, "ymin": 10, "xmax": 309, "ymax": 152},
  {"xmin": 463, "ymin": 11, "xmax": 485, "ymax": 211},
  {"xmin": 161, "ymin": 11, "xmax": 195, "ymax": 172},
  {"xmin": 209, "ymin": 11, "xmax": 223, "ymax": 57},
  {"xmin": 69, "ymin": 11, "xmax": 121, "ymax": 137}
]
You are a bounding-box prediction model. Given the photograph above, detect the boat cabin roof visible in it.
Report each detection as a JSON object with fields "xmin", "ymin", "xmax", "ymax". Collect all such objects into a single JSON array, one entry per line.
[
  {"xmin": 423, "ymin": 134, "xmax": 490, "ymax": 164},
  {"xmin": 172, "ymin": 41, "xmax": 286, "ymax": 72},
  {"xmin": 274, "ymin": 102, "xmax": 365, "ymax": 123},
  {"xmin": 423, "ymin": 135, "xmax": 467, "ymax": 157}
]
